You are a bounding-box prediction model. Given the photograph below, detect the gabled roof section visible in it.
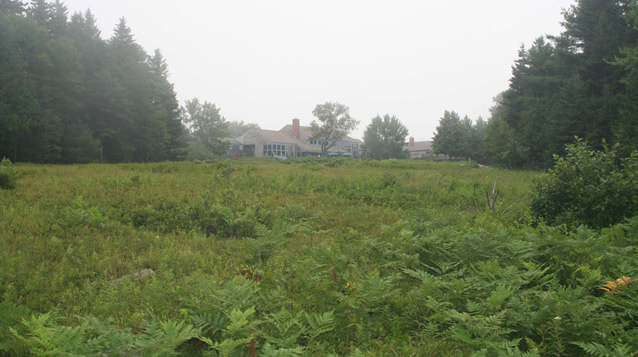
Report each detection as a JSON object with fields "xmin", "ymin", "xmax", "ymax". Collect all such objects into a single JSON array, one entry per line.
[
  {"xmin": 246, "ymin": 128, "xmax": 301, "ymax": 144},
  {"xmin": 221, "ymin": 137, "xmax": 241, "ymax": 145},
  {"xmin": 238, "ymin": 128, "xmax": 352, "ymax": 153},
  {"xmin": 280, "ymin": 124, "xmax": 362, "ymax": 144},
  {"xmin": 405, "ymin": 141, "xmax": 433, "ymax": 152}
]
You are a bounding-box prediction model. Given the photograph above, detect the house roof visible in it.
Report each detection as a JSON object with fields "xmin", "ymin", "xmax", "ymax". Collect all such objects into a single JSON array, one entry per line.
[
  {"xmin": 405, "ymin": 141, "xmax": 433, "ymax": 152},
  {"xmin": 280, "ymin": 124, "xmax": 363, "ymax": 144},
  {"xmin": 239, "ymin": 128, "xmax": 351, "ymax": 153},
  {"xmin": 248, "ymin": 129, "xmax": 301, "ymax": 145},
  {"xmin": 221, "ymin": 137, "xmax": 241, "ymax": 145}
]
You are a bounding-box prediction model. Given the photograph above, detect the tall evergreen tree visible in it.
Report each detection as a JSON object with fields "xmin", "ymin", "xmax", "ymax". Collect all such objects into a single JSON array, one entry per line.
[
  {"xmin": 27, "ymin": 0, "xmax": 49, "ymax": 28},
  {"xmin": 482, "ymin": 0, "xmax": 638, "ymax": 168},
  {"xmin": 0, "ymin": 0, "xmax": 25, "ymax": 15},
  {"xmin": 102, "ymin": 17, "xmax": 148, "ymax": 162},
  {"xmin": 48, "ymin": 0, "xmax": 67, "ymax": 35},
  {"xmin": 148, "ymin": 49, "xmax": 186, "ymax": 161},
  {"xmin": 0, "ymin": 12, "xmax": 40, "ymax": 161},
  {"xmin": 561, "ymin": 0, "xmax": 634, "ymax": 148},
  {"xmin": 0, "ymin": 3, "xmax": 198, "ymax": 163},
  {"xmin": 433, "ymin": 111, "xmax": 487, "ymax": 162},
  {"xmin": 614, "ymin": 3, "xmax": 638, "ymax": 155}
]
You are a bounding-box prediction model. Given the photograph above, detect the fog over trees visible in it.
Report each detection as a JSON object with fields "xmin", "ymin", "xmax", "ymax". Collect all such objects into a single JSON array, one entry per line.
[
  {"xmin": 434, "ymin": 0, "xmax": 638, "ymax": 168},
  {"xmin": 0, "ymin": 2, "xmax": 189, "ymax": 163},
  {"xmin": 2, "ymin": 0, "xmax": 638, "ymax": 166}
]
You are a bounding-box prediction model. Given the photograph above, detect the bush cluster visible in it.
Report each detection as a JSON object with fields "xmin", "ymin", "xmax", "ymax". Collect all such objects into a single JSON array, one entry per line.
[
  {"xmin": 531, "ymin": 140, "xmax": 638, "ymax": 228},
  {"xmin": 0, "ymin": 158, "xmax": 16, "ymax": 190}
]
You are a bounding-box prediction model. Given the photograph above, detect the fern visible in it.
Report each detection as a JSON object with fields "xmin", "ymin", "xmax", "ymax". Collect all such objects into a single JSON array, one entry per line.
[
  {"xmin": 212, "ymin": 307, "xmax": 259, "ymax": 356},
  {"xmin": 261, "ymin": 342, "xmax": 305, "ymax": 356},
  {"xmin": 573, "ymin": 341, "xmax": 633, "ymax": 357},
  {"xmin": 211, "ymin": 334, "xmax": 253, "ymax": 356},
  {"xmin": 190, "ymin": 312, "xmax": 228, "ymax": 340},
  {"xmin": 0, "ymin": 301, "xmax": 31, "ymax": 353},
  {"xmin": 80, "ymin": 317, "xmax": 137, "ymax": 354},
  {"xmin": 9, "ymin": 313, "xmax": 135, "ymax": 356},
  {"xmin": 214, "ymin": 276, "xmax": 262, "ymax": 312},
  {"xmin": 246, "ymin": 220, "xmax": 298, "ymax": 263},
  {"xmin": 140, "ymin": 319, "xmax": 203, "ymax": 355},
  {"xmin": 304, "ymin": 311, "xmax": 335, "ymax": 344},
  {"xmin": 261, "ymin": 309, "xmax": 304, "ymax": 349}
]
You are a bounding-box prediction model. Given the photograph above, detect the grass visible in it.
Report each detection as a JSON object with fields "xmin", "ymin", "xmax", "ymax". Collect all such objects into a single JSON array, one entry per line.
[{"xmin": 1, "ymin": 159, "xmax": 636, "ymax": 355}]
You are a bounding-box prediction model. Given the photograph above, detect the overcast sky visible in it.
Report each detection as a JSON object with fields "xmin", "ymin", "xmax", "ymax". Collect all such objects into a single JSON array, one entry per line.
[{"xmin": 63, "ymin": 0, "xmax": 575, "ymax": 141}]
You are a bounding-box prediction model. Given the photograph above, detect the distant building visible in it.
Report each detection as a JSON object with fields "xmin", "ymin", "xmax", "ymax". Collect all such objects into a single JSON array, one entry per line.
[
  {"xmin": 404, "ymin": 137, "xmax": 448, "ymax": 160},
  {"xmin": 222, "ymin": 137, "xmax": 242, "ymax": 153},
  {"xmin": 235, "ymin": 119, "xmax": 362, "ymax": 158}
]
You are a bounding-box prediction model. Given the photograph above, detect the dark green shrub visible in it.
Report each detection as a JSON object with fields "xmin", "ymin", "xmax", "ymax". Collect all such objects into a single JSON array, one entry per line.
[
  {"xmin": 0, "ymin": 158, "xmax": 16, "ymax": 190},
  {"xmin": 531, "ymin": 140, "xmax": 638, "ymax": 228}
]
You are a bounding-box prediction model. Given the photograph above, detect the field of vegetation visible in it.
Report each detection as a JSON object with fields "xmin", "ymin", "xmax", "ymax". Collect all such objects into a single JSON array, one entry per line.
[{"xmin": 1, "ymin": 159, "xmax": 637, "ymax": 356}]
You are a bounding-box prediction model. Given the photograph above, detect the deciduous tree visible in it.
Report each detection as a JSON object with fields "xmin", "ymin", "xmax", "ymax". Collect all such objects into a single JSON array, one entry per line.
[
  {"xmin": 362, "ymin": 114, "xmax": 408, "ymax": 160},
  {"xmin": 310, "ymin": 102, "xmax": 359, "ymax": 156},
  {"xmin": 182, "ymin": 98, "xmax": 229, "ymax": 159}
]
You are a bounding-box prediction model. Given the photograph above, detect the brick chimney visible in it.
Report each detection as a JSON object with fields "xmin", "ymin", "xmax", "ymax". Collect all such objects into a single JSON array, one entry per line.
[
  {"xmin": 292, "ymin": 118, "xmax": 300, "ymax": 138},
  {"xmin": 409, "ymin": 137, "xmax": 415, "ymax": 146}
]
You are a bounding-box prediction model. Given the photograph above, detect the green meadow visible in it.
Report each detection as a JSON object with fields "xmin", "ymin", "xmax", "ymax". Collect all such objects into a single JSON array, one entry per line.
[{"xmin": 1, "ymin": 159, "xmax": 637, "ymax": 355}]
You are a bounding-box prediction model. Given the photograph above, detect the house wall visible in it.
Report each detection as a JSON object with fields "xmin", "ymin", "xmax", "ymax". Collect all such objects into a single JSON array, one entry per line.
[
  {"xmin": 308, "ymin": 139, "xmax": 360, "ymax": 156},
  {"xmin": 334, "ymin": 140, "xmax": 359, "ymax": 156},
  {"xmin": 242, "ymin": 131, "xmax": 270, "ymax": 157},
  {"xmin": 263, "ymin": 143, "xmax": 296, "ymax": 158},
  {"xmin": 409, "ymin": 151, "xmax": 449, "ymax": 161}
]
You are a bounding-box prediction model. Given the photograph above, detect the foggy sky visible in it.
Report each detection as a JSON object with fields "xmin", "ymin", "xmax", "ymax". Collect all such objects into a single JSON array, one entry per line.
[{"xmin": 62, "ymin": 0, "xmax": 575, "ymax": 140}]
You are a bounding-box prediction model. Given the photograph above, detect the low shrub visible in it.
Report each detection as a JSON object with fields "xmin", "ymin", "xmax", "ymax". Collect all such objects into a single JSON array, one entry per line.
[
  {"xmin": 0, "ymin": 158, "xmax": 16, "ymax": 190},
  {"xmin": 531, "ymin": 139, "xmax": 638, "ymax": 228}
]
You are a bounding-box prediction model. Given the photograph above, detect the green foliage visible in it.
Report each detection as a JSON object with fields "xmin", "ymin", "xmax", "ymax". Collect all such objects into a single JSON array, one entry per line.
[
  {"xmin": 362, "ymin": 114, "xmax": 409, "ymax": 160},
  {"xmin": 573, "ymin": 341, "xmax": 633, "ymax": 357},
  {"xmin": 310, "ymin": 102, "xmax": 359, "ymax": 155},
  {"xmin": 0, "ymin": 157, "xmax": 16, "ymax": 189},
  {"xmin": 0, "ymin": 6, "xmax": 185, "ymax": 163},
  {"xmin": 482, "ymin": 99, "xmax": 528, "ymax": 168},
  {"xmin": 0, "ymin": 300, "xmax": 31, "ymax": 353},
  {"xmin": 476, "ymin": 0, "xmax": 638, "ymax": 168},
  {"xmin": 7, "ymin": 312, "xmax": 207, "ymax": 356},
  {"xmin": 140, "ymin": 319, "xmax": 204, "ymax": 355},
  {"xmin": 227, "ymin": 120, "xmax": 260, "ymax": 138},
  {"xmin": 433, "ymin": 111, "xmax": 484, "ymax": 161},
  {"xmin": 531, "ymin": 139, "xmax": 638, "ymax": 228},
  {"xmin": 182, "ymin": 98, "xmax": 230, "ymax": 160},
  {"xmin": 1, "ymin": 160, "xmax": 637, "ymax": 355}
]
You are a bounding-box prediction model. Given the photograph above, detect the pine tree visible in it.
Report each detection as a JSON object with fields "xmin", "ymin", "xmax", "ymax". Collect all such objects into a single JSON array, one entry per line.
[
  {"xmin": 27, "ymin": 0, "xmax": 49, "ymax": 28},
  {"xmin": 48, "ymin": 0, "xmax": 67, "ymax": 36},
  {"xmin": 613, "ymin": 4, "xmax": 638, "ymax": 155},
  {"xmin": 561, "ymin": 0, "xmax": 634, "ymax": 148},
  {"xmin": 149, "ymin": 49, "xmax": 186, "ymax": 160},
  {"xmin": 500, "ymin": 37, "xmax": 575, "ymax": 167},
  {"xmin": 0, "ymin": 12, "xmax": 39, "ymax": 161},
  {"xmin": 0, "ymin": 0, "xmax": 25, "ymax": 15},
  {"xmin": 83, "ymin": 9, "xmax": 100, "ymax": 39},
  {"xmin": 109, "ymin": 17, "xmax": 145, "ymax": 64},
  {"xmin": 433, "ymin": 111, "xmax": 478, "ymax": 160}
]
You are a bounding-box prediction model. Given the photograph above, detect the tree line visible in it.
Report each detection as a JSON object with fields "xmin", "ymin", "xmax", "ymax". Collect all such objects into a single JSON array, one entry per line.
[
  {"xmin": 434, "ymin": 0, "xmax": 638, "ymax": 168},
  {"xmin": 0, "ymin": 0, "xmax": 265, "ymax": 163},
  {"xmin": 0, "ymin": 0, "xmax": 408, "ymax": 163},
  {"xmin": 9, "ymin": 0, "xmax": 631, "ymax": 166},
  {"xmin": 0, "ymin": 0, "xmax": 192, "ymax": 163}
]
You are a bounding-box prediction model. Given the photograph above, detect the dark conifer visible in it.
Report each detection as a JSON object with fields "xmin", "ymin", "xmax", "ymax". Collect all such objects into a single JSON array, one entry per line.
[{"xmin": 0, "ymin": 0, "xmax": 25, "ymax": 15}]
